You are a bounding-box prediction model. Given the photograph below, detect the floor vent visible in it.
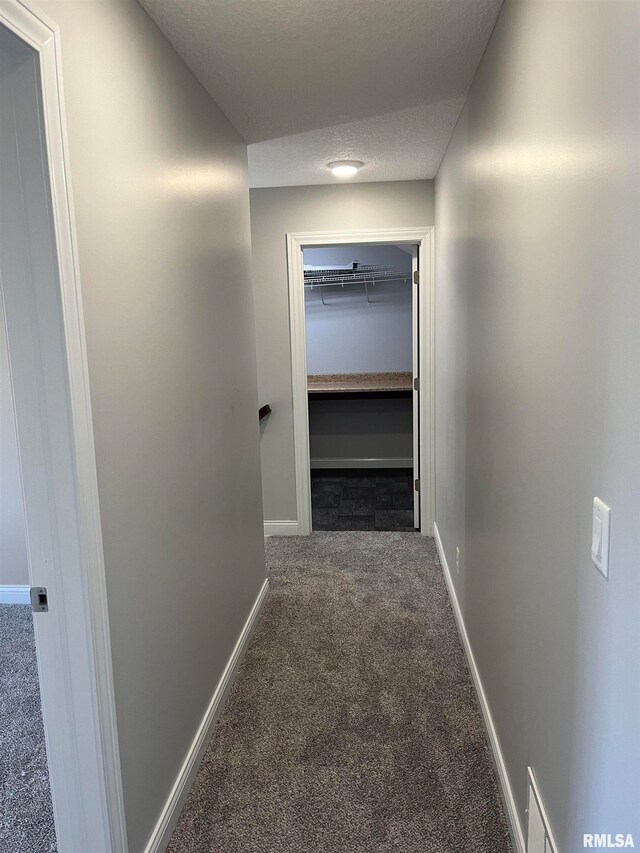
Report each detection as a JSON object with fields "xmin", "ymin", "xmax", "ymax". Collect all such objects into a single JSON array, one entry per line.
[{"xmin": 526, "ymin": 767, "xmax": 557, "ymax": 853}]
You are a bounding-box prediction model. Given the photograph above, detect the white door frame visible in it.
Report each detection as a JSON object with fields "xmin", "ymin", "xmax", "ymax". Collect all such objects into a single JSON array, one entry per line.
[
  {"xmin": 410, "ymin": 247, "xmax": 421, "ymax": 529},
  {"xmin": 286, "ymin": 227, "xmax": 435, "ymax": 536},
  {"xmin": 0, "ymin": 1, "xmax": 128, "ymax": 850}
]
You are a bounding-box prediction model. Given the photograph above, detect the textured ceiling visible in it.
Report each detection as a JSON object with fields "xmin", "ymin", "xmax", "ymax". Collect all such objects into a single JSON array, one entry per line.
[
  {"xmin": 140, "ymin": 0, "xmax": 503, "ymax": 186},
  {"xmin": 247, "ymin": 100, "xmax": 464, "ymax": 187}
]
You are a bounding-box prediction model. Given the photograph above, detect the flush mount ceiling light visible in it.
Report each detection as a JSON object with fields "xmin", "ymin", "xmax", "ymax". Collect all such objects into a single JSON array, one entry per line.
[{"xmin": 328, "ymin": 160, "xmax": 363, "ymax": 178}]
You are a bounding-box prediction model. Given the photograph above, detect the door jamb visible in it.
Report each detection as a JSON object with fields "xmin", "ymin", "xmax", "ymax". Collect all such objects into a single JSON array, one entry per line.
[
  {"xmin": 286, "ymin": 227, "xmax": 435, "ymax": 536},
  {"xmin": 0, "ymin": 1, "xmax": 128, "ymax": 849}
]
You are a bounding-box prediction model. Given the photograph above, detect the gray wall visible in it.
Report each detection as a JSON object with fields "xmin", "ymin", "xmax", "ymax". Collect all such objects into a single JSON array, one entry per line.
[
  {"xmin": 305, "ymin": 245, "xmax": 412, "ymax": 375},
  {"xmin": 309, "ymin": 396, "xmax": 412, "ymax": 466},
  {"xmin": 435, "ymin": 2, "xmax": 640, "ymax": 849},
  {"xmin": 305, "ymin": 244, "xmax": 413, "ymax": 468},
  {"xmin": 0, "ymin": 297, "xmax": 28, "ymax": 586},
  {"xmin": 251, "ymin": 181, "xmax": 433, "ymax": 522},
  {"xmin": 44, "ymin": 3, "xmax": 265, "ymax": 850}
]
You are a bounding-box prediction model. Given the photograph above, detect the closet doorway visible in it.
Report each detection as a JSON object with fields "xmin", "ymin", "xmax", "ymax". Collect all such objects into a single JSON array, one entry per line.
[{"xmin": 286, "ymin": 228, "xmax": 434, "ymax": 536}]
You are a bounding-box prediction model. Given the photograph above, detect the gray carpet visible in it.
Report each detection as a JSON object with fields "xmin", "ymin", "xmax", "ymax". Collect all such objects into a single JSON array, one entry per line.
[
  {"xmin": 168, "ymin": 532, "xmax": 513, "ymax": 853},
  {"xmin": 312, "ymin": 469, "xmax": 416, "ymax": 531},
  {"xmin": 0, "ymin": 604, "xmax": 57, "ymax": 853}
]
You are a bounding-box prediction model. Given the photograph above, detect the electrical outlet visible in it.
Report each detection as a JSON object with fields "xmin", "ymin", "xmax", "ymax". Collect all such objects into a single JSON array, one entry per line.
[{"xmin": 455, "ymin": 546, "xmax": 460, "ymax": 574}]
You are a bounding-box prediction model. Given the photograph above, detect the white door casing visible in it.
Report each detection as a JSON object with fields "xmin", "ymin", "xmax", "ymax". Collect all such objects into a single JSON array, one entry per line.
[
  {"xmin": 411, "ymin": 246, "xmax": 420, "ymax": 529},
  {"xmin": 286, "ymin": 227, "xmax": 435, "ymax": 536}
]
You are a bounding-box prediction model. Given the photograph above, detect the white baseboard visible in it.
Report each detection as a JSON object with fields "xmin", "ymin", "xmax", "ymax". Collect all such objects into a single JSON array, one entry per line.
[
  {"xmin": 143, "ymin": 577, "xmax": 270, "ymax": 853},
  {"xmin": 433, "ymin": 522, "xmax": 526, "ymax": 853},
  {"xmin": 0, "ymin": 585, "xmax": 30, "ymax": 604},
  {"xmin": 264, "ymin": 520, "xmax": 301, "ymax": 536},
  {"xmin": 310, "ymin": 457, "xmax": 413, "ymax": 469},
  {"xmin": 527, "ymin": 766, "xmax": 559, "ymax": 853}
]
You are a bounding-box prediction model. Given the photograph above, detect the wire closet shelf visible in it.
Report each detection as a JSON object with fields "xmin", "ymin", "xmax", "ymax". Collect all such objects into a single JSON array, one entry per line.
[{"xmin": 304, "ymin": 262, "xmax": 411, "ymax": 305}]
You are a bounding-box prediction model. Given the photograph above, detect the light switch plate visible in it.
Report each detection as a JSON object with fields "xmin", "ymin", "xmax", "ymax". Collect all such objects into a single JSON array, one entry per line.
[{"xmin": 591, "ymin": 497, "xmax": 611, "ymax": 580}]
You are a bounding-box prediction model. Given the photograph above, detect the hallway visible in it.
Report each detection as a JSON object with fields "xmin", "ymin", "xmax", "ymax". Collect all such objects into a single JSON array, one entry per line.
[
  {"xmin": 0, "ymin": 2, "xmax": 637, "ymax": 850},
  {"xmin": 167, "ymin": 533, "xmax": 511, "ymax": 852}
]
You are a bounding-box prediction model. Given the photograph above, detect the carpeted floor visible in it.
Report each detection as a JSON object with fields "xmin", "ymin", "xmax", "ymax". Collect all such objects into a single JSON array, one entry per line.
[
  {"xmin": 312, "ymin": 469, "xmax": 416, "ymax": 531},
  {"xmin": 0, "ymin": 604, "xmax": 57, "ymax": 853},
  {"xmin": 167, "ymin": 532, "xmax": 513, "ymax": 853}
]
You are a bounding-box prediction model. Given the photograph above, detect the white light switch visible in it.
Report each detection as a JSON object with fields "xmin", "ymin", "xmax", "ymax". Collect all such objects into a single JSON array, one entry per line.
[{"xmin": 591, "ymin": 497, "xmax": 611, "ymax": 579}]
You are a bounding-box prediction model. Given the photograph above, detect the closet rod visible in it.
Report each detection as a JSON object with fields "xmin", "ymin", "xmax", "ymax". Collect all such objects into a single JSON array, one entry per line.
[
  {"xmin": 304, "ymin": 275, "xmax": 411, "ymax": 289},
  {"xmin": 306, "ymin": 276, "xmax": 411, "ymax": 305}
]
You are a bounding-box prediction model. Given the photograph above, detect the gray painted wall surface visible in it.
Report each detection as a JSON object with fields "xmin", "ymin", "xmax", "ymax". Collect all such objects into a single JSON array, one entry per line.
[
  {"xmin": 251, "ymin": 181, "xmax": 433, "ymax": 522},
  {"xmin": 305, "ymin": 244, "xmax": 412, "ymax": 466},
  {"xmin": 0, "ymin": 298, "xmax": 28, "ymax": 586},
  {"xmin": 44, "ymin": 3, "xmax": 265, "ymax": 850},
  {"xmin": 435, "ymin": 2, "xmax": 640, "ymax": 849},
  {"xmin": 304, "ymin": 246, "xmax": 411, "ymax": 373},
  {"xmin": 304, "ymin": 245, "xmax": 412, "ymax": 375},
  {"xmin": 309, "ymin": 396, "xmax": 412, "ymax": 465}
]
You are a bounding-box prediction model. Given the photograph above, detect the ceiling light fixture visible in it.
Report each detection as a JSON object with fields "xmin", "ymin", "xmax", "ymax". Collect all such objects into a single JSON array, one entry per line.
[{"xmin": 328, "ymin": 160, "xmax": 363, "ymax": 178}]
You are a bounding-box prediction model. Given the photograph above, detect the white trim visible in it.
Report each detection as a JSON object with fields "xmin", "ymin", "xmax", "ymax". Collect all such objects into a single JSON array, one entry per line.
[
  {"xmin": 310, "ymin": 456, "xmax": 413, "ymax": 469},
  {"xmin": 0, "ymin": 585, "xmax": 31, "ymax": 604},
  {"xmin": 433, "ymin": 522, "xmax": 526, "ymax": 853},
  {"xmin": 264, "ymin": 520, "xmax": 301, "ymax": 536},
  {"xmin": 427, "ymin": 230, "xmax": 436, "ymax": 535},
  {"xmin": 0, "ymin": 2, "xmax": 127, "ymax": 850},
  {"xmin": 411, "ymin": 247, "xmax": 420, "ymax": 529},
  {"xmin": 144, "ymin": 578, "xmax": 270, "ymax": 853},
  {"xmin": 286, "ymin": 227, "xmax": 435, "ymax": 537},
  {"xmin": 527, "ymin": 766, "xmax": 559, "ymax": 853},
  {"xmin": 286, "ymin": 233, "xmax": 313, "ymax": 535}
]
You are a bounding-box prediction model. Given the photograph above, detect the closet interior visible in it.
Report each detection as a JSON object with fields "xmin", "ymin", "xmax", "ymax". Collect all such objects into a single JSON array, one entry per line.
[{"xmin": 305, "ymin": 243, "xmax": 418, "ymax": 532}]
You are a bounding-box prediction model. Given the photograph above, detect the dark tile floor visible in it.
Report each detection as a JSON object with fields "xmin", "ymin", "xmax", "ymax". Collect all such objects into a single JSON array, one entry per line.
[{"xmin": 311, "ymin": 469, "xmax": 416, "ymax": 531}]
